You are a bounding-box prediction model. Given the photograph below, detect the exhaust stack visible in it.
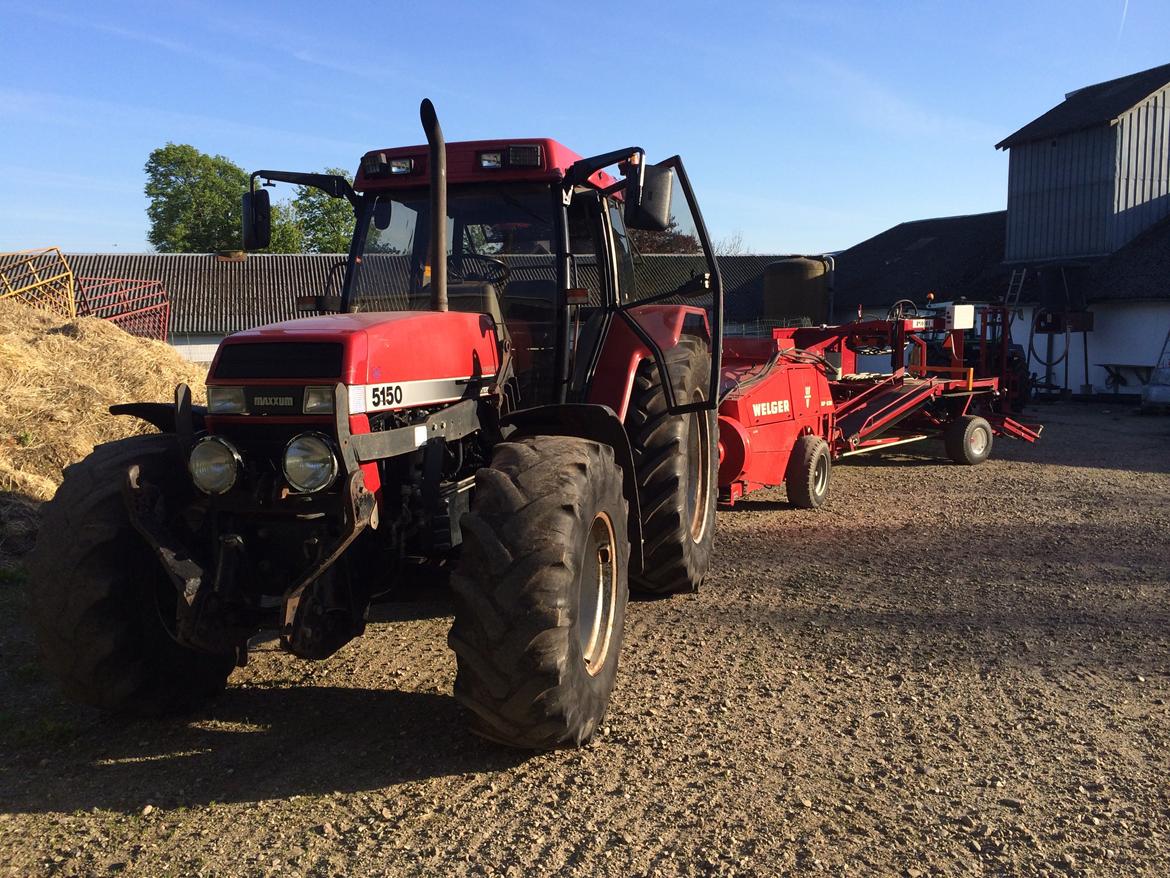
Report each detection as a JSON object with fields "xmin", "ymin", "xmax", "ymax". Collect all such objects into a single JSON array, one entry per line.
[{"xmin": 420, "ymin": 99, "xmax": 448, "ymax": 313}]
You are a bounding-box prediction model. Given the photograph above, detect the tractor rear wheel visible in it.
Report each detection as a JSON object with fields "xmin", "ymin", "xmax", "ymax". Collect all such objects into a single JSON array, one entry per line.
[
  {"xmin": 626, "ymin": 338, "xmax": 717, "ymax": 595},
  {"xmin": 786, "ymin": 434, "xmax": 832, "ymax": 509},
  {"xmin": 28, "ymin": 435, "xmax": 235, "ymax": 715},
  {"xmin": 449, "ymin": 436, "xmax": 630, "ymax": 749},
  {"xmin": 944, "ymin": 415, "xmax": 994, "ymax": 465}
]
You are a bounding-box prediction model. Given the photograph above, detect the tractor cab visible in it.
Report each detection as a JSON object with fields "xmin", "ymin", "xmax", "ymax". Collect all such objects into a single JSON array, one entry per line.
[{"xmin": 243, "ymin": 133, "xmax": 722, "ymax": 417}]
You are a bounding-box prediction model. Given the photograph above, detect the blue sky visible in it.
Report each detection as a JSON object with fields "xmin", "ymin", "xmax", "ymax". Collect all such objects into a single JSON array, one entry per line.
[{"xmin": 1, "ymin": 0, "xmax": 1166, "ymax": 254}]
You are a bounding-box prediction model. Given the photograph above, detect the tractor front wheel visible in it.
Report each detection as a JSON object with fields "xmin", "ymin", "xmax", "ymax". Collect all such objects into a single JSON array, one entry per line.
[
  {"xmin": 28, "ymin": 435, "xmax": 236, "ymax": 715},
  {"xmin": 944, "ymin": 415, "xmax": 994, "ymax": 465},
  {"xmin": 449, "ymin": 436, "xmax": 630, "ymax": 749}
]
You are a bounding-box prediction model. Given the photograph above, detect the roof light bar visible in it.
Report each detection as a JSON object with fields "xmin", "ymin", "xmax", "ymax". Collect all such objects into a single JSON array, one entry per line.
[
  {"xmin": 508, "ymin": 144, "xmax": 542, "ymax": 167},
  {"xmin": 477, "ymin": 145, "xmax": 544, "ymax": 170},
  {"xmin": 363, "ymin": 153, "xmax": 420, "ymax": 178}
]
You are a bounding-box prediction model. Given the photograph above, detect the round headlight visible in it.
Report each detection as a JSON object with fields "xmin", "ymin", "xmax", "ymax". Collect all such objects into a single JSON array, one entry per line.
[
  {"xmin": 283, "ymin": 432, "xmax": 338, "ymax": 494},
  {"xmin": 189, "ymin": 436, "xmax": 241, "ymax": 495}
]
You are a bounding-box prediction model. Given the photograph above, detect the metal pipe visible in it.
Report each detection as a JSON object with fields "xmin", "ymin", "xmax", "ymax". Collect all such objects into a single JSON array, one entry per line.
[{"xmin": 420, "ymin": 99, "xmax": 447, "ymax": 313}]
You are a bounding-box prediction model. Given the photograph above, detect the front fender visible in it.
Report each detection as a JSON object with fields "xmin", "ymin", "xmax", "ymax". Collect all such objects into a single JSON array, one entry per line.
[{"xmin": 109, "ymin": 383, "xmax": 203, "ymax": 450}]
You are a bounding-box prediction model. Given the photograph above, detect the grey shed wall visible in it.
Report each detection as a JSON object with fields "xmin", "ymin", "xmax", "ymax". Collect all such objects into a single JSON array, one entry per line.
[
  {"xmin": 1005, "ymin": 83, "xmax": 1170, "ymax": 263},
  {"xmin": 1004, "ymin": 126, "xmax": 1113, "ymax": 262},
  {"xmin": 1109, "ymin": 84, "xmax": 1170, "ymax": 250}
]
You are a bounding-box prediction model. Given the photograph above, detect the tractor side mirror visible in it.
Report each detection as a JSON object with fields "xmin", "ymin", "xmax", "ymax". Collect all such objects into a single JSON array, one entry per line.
[
  {"xmin": 373, "ymin": 197, "xmax": 393, "ymax": 231},
  {"xmin": 624, "ymin": 162, "xmax": 674, "ymax": 232},
  {"xmin": 242, "ymin": 188, "xmax": 271, "ymax": 251}
]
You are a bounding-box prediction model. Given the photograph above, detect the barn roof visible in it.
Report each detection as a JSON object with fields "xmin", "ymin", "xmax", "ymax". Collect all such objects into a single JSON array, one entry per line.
[
  {"xmin": 996, "ymin": 61, "xmax": 1170, "ymax": 149},
  {"xmin": 830, "ymin": 211, "xmax": 1014, "ymax": 313},
  {"xmin": 64, "ymin": 253, "xmax": 781, "ymax": 337},
  {"xmin": 1086, "ymin": 214, "xmax": 1170, "ymax": 302}
]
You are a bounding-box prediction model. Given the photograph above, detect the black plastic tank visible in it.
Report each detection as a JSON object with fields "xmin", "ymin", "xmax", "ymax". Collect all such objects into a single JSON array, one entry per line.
[{"xmin": 762, "ymin": 256, "xmax": 834, "ymax": 325}]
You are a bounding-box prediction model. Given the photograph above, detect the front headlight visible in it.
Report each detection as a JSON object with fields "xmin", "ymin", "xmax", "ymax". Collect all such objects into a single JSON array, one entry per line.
[
  {"xmin": 303, "ymin": 385, "xmax": 335, "ymax": 414},
  {"xmin": 207, "ymin": 386, "xmax": 247, "ymax": 414},
  {"xmin": 189, "ymin": 436, "xmax": 242, "ymax": 494},
  {"xmin": 283, "ymin": 432, "xmax": 338, "ymax": 493}
]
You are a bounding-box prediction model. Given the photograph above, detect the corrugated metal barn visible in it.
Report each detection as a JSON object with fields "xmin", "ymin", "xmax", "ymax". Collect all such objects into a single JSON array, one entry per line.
[
  {"xmin": 994, "ymin": 61, "xmax": 1170, "ymax": 394},
  {"xmin": 997, "ymin": 61, "xmax": 1170, "ymax": 262}
]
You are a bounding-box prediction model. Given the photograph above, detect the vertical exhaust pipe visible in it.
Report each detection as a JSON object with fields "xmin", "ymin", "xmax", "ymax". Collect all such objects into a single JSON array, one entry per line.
[{"xmin": 420, "ymin": 98, "xmax": 448, "ymax": 313}]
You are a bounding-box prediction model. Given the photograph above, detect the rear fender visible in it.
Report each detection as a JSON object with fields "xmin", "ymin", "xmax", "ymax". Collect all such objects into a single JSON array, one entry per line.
[
  {"xmin": 501, "ymin": 404, "xmax": 644, "ymax": 576},
  {"xmin": 587, "ymin": 304, "xmax": 710, "ymax": 420}
]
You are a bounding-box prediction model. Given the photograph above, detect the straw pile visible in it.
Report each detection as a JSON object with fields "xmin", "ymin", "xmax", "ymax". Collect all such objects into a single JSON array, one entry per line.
[{"xmin": 0, "ymin": 299, "xmax": 207, "ymax": 560}]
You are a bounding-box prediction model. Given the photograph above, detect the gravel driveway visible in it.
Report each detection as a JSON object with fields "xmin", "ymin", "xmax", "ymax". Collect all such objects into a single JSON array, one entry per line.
[{"xmin": 1, "ymin": 404, "xmax": 1168, "ymax": 877}]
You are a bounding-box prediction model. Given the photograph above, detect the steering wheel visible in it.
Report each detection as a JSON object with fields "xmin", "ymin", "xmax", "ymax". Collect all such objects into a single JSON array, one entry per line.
[
  {"xmin": 449, "ymin": 253, "xmax": 511, "ymax": 287},
  {"xmin": 886, "ymin": 298, "xmax": 920, "ymax": 321}
]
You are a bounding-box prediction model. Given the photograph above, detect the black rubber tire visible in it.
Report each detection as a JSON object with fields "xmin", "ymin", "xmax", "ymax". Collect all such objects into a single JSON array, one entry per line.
[
  {"xmin": 944, "ymin": 415, "xmax": 994, "ymax": 465},
  {"xmin": 28, "ymin": 435, "xmax": 235, "ymax": 715},
  {"xmin": 625, "ymin": 338, "xmax": 717, "ymax": 595},
  {"xmin": 448, "ymin": 436, "xmax": 630, "ymax": 749},
  {"xmin": 785, "ymin": 435, "xmax": 832, "ymax": 509}
]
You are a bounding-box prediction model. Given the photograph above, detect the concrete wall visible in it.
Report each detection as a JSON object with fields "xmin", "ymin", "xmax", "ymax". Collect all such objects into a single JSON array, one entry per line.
[
  {"xmin": 170, "ymin": 334, "xmax": 223, "ymax": 365},
  {"xmin": 1010, "ymin": 301, "xmax": 1170, "ymax": 393}
]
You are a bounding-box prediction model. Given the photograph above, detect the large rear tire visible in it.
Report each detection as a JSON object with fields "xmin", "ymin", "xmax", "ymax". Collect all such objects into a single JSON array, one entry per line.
[
  {"xmin": 28, "ymin": 435, "xmax": 235, "ymax": 715},
  {"xmin": 449, "ymin": 436, "xmax": 630, "ymax": 749},
  {"xmin": 626, "ymin": 338, "xmax": 717, "ymax": 595}
]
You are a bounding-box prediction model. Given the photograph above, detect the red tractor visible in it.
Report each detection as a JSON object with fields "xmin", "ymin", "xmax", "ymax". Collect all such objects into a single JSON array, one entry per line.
[{"xmin": 29, "ymin": 101, "xmax": 722, "ymax": 749}]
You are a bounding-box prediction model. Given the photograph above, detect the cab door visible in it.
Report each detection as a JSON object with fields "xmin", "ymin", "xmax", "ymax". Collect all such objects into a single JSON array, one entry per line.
[{"xmin": 604, "ymin": 157, "xmax": 723, "ymax": 416}]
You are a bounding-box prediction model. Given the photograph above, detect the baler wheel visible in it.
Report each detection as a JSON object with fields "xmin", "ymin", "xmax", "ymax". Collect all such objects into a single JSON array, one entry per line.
[
  {"xmin": 28, "ymin": 435, "xmax": 235, "ymax": 715},
  {"xmin": 448, "ymin": 436, "xmax": 630, "ymax": 749},
  {"xmin": 786, "ymin": 435, "xmax": 832, "ymax": 509},
  {"xmin": 944, "ymin": 415, "xmax": 994, "ymax": 465},
  {"xmin": 626, "ymin": 337, "xmax": 717, "ymax": 595}
]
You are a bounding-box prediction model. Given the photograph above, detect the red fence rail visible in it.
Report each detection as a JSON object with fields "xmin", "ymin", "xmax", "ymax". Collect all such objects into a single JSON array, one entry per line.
[{"xmin": 76, "ymin": 277, "xmax": 170, "ymax": 342}]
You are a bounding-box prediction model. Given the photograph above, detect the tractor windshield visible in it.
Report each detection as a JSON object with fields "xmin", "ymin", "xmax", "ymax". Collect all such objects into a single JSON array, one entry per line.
[
  {"xmin": 347, "ymin": 184, "xmax": 556, "ymax": 312},
  {"xmin": 346, "ymin": 183, "xmax": 561, "ymax": 401}
]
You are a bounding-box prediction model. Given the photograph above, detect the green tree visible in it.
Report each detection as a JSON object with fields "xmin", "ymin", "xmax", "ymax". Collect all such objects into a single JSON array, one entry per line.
[
  {"xmin": 144, "ymin": 143, "xmax": 250, "ymax": 252},
  {"xmin": 294, "ymin": 167, "xmax": 355, "ymax": 253},
  {"xmin": 266, "ymin": 201, "xmax": 304, "ymax": 253}
]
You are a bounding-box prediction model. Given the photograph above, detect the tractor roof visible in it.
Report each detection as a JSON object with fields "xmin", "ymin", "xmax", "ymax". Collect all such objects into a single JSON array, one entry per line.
[{"xmin": 354, "ymin": 139, "xmax": 615, "ymax": 192}]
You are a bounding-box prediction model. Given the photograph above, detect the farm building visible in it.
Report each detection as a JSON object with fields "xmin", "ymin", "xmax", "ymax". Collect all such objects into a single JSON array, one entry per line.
[{"xmin": 833, "ymin": 61, "xmax": 1170, "ymax": 395}]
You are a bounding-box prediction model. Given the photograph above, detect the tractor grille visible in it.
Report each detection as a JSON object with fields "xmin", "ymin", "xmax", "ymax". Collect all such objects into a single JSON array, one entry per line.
[{"xmin": 213, "ymin": 343, "xmax": 343, "ymax": 380}]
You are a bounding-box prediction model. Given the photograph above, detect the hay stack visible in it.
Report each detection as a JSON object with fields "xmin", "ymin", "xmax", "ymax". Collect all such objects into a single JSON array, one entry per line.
[{"xmin": 0, "ymin": 299, "xmax": 207, "ymax": 560}]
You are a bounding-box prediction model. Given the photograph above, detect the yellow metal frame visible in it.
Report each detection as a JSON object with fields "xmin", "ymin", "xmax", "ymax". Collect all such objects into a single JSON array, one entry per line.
[{"xmin": 0, "ymin": 247, "xmax": 77, "ymax": 319}]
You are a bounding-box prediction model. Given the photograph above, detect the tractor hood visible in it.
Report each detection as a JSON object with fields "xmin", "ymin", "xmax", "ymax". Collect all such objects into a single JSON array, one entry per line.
[{"xmin": 208, "ymin": 310, "xmax": 501, "ymax": 388}]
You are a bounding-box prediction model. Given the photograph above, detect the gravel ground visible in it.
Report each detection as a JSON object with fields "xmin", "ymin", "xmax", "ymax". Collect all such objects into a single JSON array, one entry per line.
[{"xmin": 1, "ymin": 403, "xmax": 1168, "ymax": 877}]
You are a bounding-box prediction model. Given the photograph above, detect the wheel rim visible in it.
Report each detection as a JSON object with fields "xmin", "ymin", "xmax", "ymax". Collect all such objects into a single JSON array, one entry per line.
[
  {"xmin": 813, "ymin": 453, "xmax": 829, "ymax": 496},
  {"xmin": 686, "ymin": 390, "xmax": 712, "ymax": 543},
  {"xmin": 968, "ymin": 427, "xmax": 988, "ymax": 457},
  {"xmin": 578, "ymin": 512, "xmax": 618, "ymax": 676}
]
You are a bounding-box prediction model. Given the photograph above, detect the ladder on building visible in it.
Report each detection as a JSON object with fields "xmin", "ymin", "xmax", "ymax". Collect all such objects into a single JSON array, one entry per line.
[{"xmin": 1005, "ymin": 267, "xmax": 1027, "ymax": 308}]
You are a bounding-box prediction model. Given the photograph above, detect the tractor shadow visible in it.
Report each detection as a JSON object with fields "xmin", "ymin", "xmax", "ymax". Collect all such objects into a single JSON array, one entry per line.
[{"xmin": 0, "ymin": 683, "xmax": 528, "ymax": 815}]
